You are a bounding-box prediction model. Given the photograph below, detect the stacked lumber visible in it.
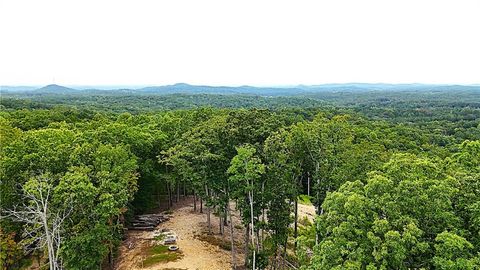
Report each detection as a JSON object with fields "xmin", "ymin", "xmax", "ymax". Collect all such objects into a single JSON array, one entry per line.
[{"xmin": 128, "ymin": 213, "xmax": 169, "ymax": 231}]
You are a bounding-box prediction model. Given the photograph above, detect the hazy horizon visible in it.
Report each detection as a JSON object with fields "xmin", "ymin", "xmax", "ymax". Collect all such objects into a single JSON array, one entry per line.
[{"xmin": 2, "ymin": 82, "xmax": 480, "ymax": 91}]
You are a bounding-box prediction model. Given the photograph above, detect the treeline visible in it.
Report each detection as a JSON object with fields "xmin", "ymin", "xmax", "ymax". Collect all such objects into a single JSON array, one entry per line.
[
  {"xmin": 2, "ymin": 89, "xmax": 479, "ymax": 143},
  {"xmin": 1, "ymin": 104, "xmax": 479, "ymax": 269},
  {"xmin": 0, "ymin": 94, "xmax": 325, "ymax": 113},
  {"xmin": 3, "ymin": 87, "xmax": 479, "ymax": 115}
]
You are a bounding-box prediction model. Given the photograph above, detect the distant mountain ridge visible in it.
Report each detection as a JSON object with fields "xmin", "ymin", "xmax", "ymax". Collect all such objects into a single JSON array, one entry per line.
[
  {"xmin": 2, "ymin": 83, "xmax": 480, "ymax": 96},
  {"xmin": 36, "ymin": 84, "xmax": 78, "ymax": 94}
]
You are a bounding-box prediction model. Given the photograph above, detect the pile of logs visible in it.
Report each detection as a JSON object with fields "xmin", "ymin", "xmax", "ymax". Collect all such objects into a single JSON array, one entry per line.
[{"xmin": 128, "ymin": 213, "xmax": 170, "ymax": 231}]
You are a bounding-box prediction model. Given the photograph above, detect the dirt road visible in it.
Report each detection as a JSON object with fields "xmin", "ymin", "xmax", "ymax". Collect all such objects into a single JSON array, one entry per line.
[{"xmin": 115, "ymin": 198, "xmax": 244, "ymax": 270}]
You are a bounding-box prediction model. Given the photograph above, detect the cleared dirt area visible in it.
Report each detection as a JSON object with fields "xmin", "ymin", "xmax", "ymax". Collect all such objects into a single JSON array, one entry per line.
[
  {"xmin": 297, "ymin": 203, "xmax": 316, "ymax": 223},
  {"xmin": 115, "ymin": 197, "xmax": 316, "ymax": 270},
  {"xmin": 115, "ymin": 197, "xmax": 245, "ymax": 270}
]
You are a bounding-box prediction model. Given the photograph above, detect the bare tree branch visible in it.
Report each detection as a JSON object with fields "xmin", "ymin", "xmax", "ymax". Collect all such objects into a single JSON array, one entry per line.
[{"xmin": 3, "ymin": 174, "xmax": 71, "ymax": 270}]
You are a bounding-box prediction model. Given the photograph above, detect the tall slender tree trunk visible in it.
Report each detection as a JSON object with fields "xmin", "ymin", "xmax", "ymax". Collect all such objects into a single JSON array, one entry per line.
[
  {"xmin": 200, "ymin": 196, "xmax": 203, "ymax": 213},
  {"xmin": 219, "ymin": 214, "xmax": 223, "ymax": 235},
  {"xmin": 219, "ymin": 200, "xmax": 224, "ymax": 234},
  {"xmin": 256, "ymin": 230, "xmax": 260, "ymax": 252},
  {"xmin": 293, "ymin": 174, "xmax": 300, "ymax": 250},
  {"xmin": 315, "ymin": 161, "xmax": 320, "ymax": 246},
  {"xmin": 224, "ymin": 205, "xmax": 229, "ymax": 226},
  {"xmin": 227, "ymin": 201, "xmax": 236, "ymax": 269},
  {"xmin": 183, "ymin": 182, "xmax": 186, "ymax": 198},
  {"xmin": 166, "ymin": 164, "xmax": 172, "ymax": 208},
  {"xmin": 109, "ymin": 242, "xmax": 113, "ymax": 268},
  {"xmin": 207, "ymin": 206, "xmax": 211, "ymax": 234},
  {"xmin": 260, "ymin": 181, "xmax": 265, "ymax": 251},
  {"xmin": 316, "ymin": 208, "xmax": 324, "ymax": 246},
  {"xmin": 249, "ymin": 187, "xmax": 256, "ymax": 270},
  {"xmin": 307, "ymin": 173, "xmax": 311, "ymax": 196},
  {"xmin": 193, "ymin": 190, "xmax": 197, "ymax": 211},
  {"xmin": 294, "ymin": 197, "xmax": 298, "ymax": 249},
  {"xmin": 42, "ymin": 201, "xmax": 59, "ymax": 270},
  {"xmin": 176, "ymin": 183, "xmax": 180, "ymax": 203},
  {"xmin": 205, "ymin": 185, "xmax": 211, "ymax": 233},
  {"xmin": 167, "ymin": 183, "xmax": 173, "ymax": 208},
  {"xmin": 315, "ymin": 162, "xmax": 320, "ymax": 214},
  {"xmin": 43, "ymin": 215, "xmax": 55, "ymax": 270},
  {"xmin": 157, "ymin": 187, "xmax": 161, "ymax": 208},
  {"xmin": 245, "ymin": 223, "xmax": 250, "ymax": 267},
  {"xmin": 261, "ymin": 207, "xmax": 265, "ymax": 249}
]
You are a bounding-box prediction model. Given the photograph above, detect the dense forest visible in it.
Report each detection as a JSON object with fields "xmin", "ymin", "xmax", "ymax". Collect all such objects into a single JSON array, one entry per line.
[{"xmin": 1, "ymin": 86, "xmax": 479, "ymax": 269}]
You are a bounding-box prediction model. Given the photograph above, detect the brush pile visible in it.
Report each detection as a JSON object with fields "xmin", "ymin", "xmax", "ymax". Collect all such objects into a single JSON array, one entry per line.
[{"xmin": 129, "ymin": 214, "xmax": 170, "ymax": 231}]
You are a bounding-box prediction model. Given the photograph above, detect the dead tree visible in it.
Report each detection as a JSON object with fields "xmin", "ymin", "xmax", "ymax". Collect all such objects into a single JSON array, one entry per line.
[{"xmin": 4, "ymin": 175, "xmax": 72, "ymax": 270}]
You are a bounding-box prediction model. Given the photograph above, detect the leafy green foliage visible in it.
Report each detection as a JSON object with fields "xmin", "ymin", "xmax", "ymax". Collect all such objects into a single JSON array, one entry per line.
[
  {"xmin": 297, "ymin": 195, "xmax": 313, "ymax": 206},
  {"xmin": 1, "ymin": 89, "xmax": 479, "ymax": 269},
  {"xmin": 433, "ymin": 232, "xmax": 479, "ymax": 270},
  {"xmin": 307, "ymin": 153, "xmax": 480, "ymax": 269}
]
